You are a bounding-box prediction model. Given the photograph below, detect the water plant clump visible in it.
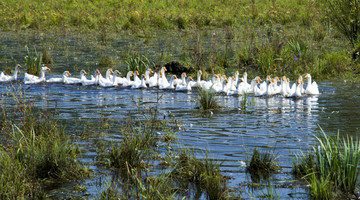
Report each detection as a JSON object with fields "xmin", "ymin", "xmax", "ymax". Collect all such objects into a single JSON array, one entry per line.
[
  {"xmin": 197, "ymin": 88, "xmax": 222, "ymax": 111},
  {"xmin": 292, "ymin": 127, "xmax": 360, "ymax": 199},
  {"xmin": 24, "ymin": 46, "xmax": 43, "ymax": 76},
  {"xmin": 0, "ymin": 85, "xmax": 90, "ymax": 198},
  {"xmin": 246, "ymin": 148, "xmax": 280, "ymax": 178},
  {"xmin": 170, "ymin": 149, "xmax": 229, "ymax": 199},
  {"xmin": 125, "ymin": 53, "xmax": 153, "ymax": 75}
]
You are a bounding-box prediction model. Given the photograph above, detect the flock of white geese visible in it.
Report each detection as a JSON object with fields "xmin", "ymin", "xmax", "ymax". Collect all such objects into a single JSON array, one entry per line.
[{"xmin": 0, "ymin": 64, "xmax": 320, "ymax": 97}]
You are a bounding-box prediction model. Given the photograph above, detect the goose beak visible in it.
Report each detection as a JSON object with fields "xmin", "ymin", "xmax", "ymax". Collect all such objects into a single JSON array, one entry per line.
[
  {"xmin": 67, "ymin": 71, "xmax": 71, "ymax": 76},
  {"xmin": 164, "ymin": 67, "xmax": 167, "ymax": 71},
  {"xmin": 174, "ymin": 75, "xmax": 177, "ymax": 79},
  {"xmin": 199, "ymin": 70, "xmax": 202, "ymax": 74},
  {"xmin": 136, "ymin": 71, "xmax": 139, "ymax": 75},
  {"xmin": 46, "ymin": 66, "xmax": 51, "ymax": 71},
  {"xmin": 110, "ymin": 69, "xmax": 113, "ymax": 73},
  {"xmin": 17, "ymin": 64, "xmax": 21, "ymax": 68},
  {"xmin": 190, "ymin": 77, "xmax": 193, "ymax": 81},
  {"xmin": 150, "ymin": 69, "xmax": 153, "ymax": 73}
]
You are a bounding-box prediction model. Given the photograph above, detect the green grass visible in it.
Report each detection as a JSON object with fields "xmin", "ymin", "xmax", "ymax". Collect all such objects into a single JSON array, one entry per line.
[
  {"xmin": 2, "ymin": 0, "xmax": 360, "ymax": 80},
  {"xmin": 197, "ymin": 88, "xmax": 221, "ymax": 111},
  {"xmin": 246, "ymin": 148, "xmax": 280, "ymax": 179},
  {"xmin": 0, "ymin": 85, "xmax": 90, "ymax": 198},
  {"xmin": 24, "ymin": 46, "xmax": 42, "ymax": 76},
  {"xmin": 292, "ymin": 126, "xmax": 360, "ymax": 199}
]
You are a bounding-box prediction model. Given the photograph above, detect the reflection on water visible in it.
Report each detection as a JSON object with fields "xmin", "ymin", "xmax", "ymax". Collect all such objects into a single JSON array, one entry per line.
[{"xmin": 1, "ymin": 79, "xmax": 357, "ymax": 199}]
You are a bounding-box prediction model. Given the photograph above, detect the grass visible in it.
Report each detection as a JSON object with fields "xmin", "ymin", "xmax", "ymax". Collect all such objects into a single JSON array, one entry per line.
[
  {"xmin": 292, "ymin": 126, "xmax": 360, "ymax": 199},
  {"xmin": 0, "ymin": 85, "xmax": 90, "ymax": 198},
  {"xmin": 1, "ymin": 0, "xmax": 360, "ymax": 80},
  {"xmin": 170, "ymin": 148, "xmax": 229, "ymax": 200},
  {"xmin": 197, "ymin": 88, "xmax": 222, "ymax": 111},
  {"xmin": 246, "ymin": 148, "xmax": 280, "ymax": 180},
  {"xmin": 24, "ymin": 45, "xmax": 42, "ymax": 76}
]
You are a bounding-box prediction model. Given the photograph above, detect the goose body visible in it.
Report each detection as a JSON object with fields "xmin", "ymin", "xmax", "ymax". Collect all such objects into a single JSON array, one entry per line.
[
  {"xmin": 47, "ymin": 71, "xmax": 71, "ymax": 83},
  {"xmin": 24, "ymin": 66, "xmax": 50, "ymax": 84},
  {"xmin": 0, "ymin": 64, "xmax": 21, "ymax": 82},
  {"xmin": 305, "ymin": 73, "xmax": 320, "ymax": 95}
]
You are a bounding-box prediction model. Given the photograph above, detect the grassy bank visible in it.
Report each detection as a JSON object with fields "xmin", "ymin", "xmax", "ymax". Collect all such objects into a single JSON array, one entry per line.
[{"xmin": 1, "ymin": 0, "xmax": 360, "ymax": 80}]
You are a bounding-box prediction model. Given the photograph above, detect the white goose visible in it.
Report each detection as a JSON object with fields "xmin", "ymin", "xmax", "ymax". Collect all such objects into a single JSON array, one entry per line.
[
  {"xmin": 159, "ymin": 75, "xmax": 177, "ymax": 90},
  {"xmin": 288, "ymin": 79, "xmax": 304, "ymax": 97},
  {"xmin": 82, "ymin": 69, "xmax": 100, "ymax": 86},
  {"xmin": 99, "ymin": 70, "xmax": 120, "ymax": 87},
  {"xmin": 24, "ymin": 66, "xmax": 50, "ymax": 84},
  {"xmin": 149, "ymin": 71, "xmax": 159, "ymax": 87},
  {"xmin": 144, "ymin": 68, "xmax": 154, "ymax": 85},
  {"xmin": 305, "ymin": 73, "xmax": 320, "ymax": 95},
  {"xmin": 255, "ymin": 78, "xmax": 271, "ymax": 96},
  {"xmin": 210, "ymin": 78, "xmax": 228, "ymax": 93},
  {"xmin": 117, "ymin": 71, "xmax": 134, "ymax": 86},
  {"xmin": 159, "ymin": 67, "xmax": 169, "ymax": 87},
  {"xmin": 132, "ymin": 74, "xmax": 147, "ymax": 89},
  {"xmin": 64, "ymin": 69, "xmax": 87, "ymax": 84},
  {"xmin": 131, "ymin": 71, "xmax": 141, "ymax": 87},
  {"xmin": 98, "ymin": 69, "xmax": 113, "ymax": 84},
  {"xmin": 176, "ymin": 76, "xmax": 193, "ymax": 91},
  {"xmin": 47, "ymin": 71, "xmax": 71, "ymax": 83},
  {"xmin": 0, "ymin": 64, "xmax": 21, "ymax": 82},
  {"xmin": 174, "ymin": 72, "xmax": 187, "ymax": 86}
]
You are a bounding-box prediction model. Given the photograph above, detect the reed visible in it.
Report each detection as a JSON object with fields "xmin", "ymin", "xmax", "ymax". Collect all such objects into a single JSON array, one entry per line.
[
  {"xmin": 197, "ymin": 88, "xmax": 221, "ymax": 111},
  {"xmin": 293, "ymin": 127, "xmax": 360, "ymax": 199},
  {"xmin": 171, "ymin": 148, "xmax": 228, "ymax": 199},
  {"xmin": 24, "ymin": 46, "xmax": 43, "ymax": 76},
  {"xmin": 0, "ymin": 85, "xmax": 90, "ymax": 198},
  {"xmin": 246, "ymin": 148, "xmax": 280, "ymax": 178}
]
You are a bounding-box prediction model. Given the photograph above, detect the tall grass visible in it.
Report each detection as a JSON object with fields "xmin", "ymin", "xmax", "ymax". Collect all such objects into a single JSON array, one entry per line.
[
  {"xmin": 24, "ymin": 46, "xmax": 42, "ymax": 76},
  {"xmin": 0, "ymin": 85, "xmax": 89, "ymax": 198},
  {"xmin": 293, "ymin": 127, "xmax": 360, "ymax": 199},
  {"xmin": 125, "ymin": 53, "xmax": 152, "ymax": 75},
  {"xmin": 197, "ymin": 88, "xmax": 221, "ymax": 111},
  {"xmin": 246, "ymin": 148, "xmax": 280, "ymax": 179}
]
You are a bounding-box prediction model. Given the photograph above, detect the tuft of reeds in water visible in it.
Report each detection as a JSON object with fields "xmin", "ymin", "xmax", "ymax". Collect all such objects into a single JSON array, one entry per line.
[
  {"xmin": 24, "ymin": 46, "xmax": 43, "ymax": 76},
  {"xmin": 171, "ymin": 148, "xmax": 228, "ymax": 199},
  {"xmin": 246, "ymin": 148, "xmax": 280, "ymax": 178},
  {"xmin": 292, "ymin": 152, "xmax": 315, "ymax": 178},
  {"xmin": 125, "ymin": 53, "xmax": 152, "ymax": 75},
  {"xmin": 0, "ymin": 85, "xmax": 90, "ymax": 198},
  {"xmin": 293, "ymin": 126, "xmax": 360, "ymax": 199},
  {"xmin": 197, "ymin": 88, "xmax": 221, "ymax": 111}
]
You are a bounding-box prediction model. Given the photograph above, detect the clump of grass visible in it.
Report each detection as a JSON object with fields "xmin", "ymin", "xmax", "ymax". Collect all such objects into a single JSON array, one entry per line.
[
  {"xmin": 125, "ymin": 53, "xmax": 152, "ymax": 75},
  {"xmin": 292, "ymin": 152, "xmax": 315, "ymax": 179},
  {"xmin": 0, "ymin": 85, "xmax": 90, "ymax": 197},
  {"xmin": 171, "ymin": 148, "xmax": 229, "ymax": 199},
  {"xmin": 246, "ymin": 148, "xmax": 280, "ymax": 178},
  {"xmin": 197, "ymin": 88, "xmax": 221, "ymax": 111},
  {"xmin": 292, "ymin": 127, "xmax": 360, "ymax": 199},
  {"xmin": 24, "ymin": 46, "xmax": 42, "ymax": 76}
]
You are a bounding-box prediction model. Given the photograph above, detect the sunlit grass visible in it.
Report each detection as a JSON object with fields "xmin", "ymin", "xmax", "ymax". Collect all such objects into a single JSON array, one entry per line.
[
  {"xmin": 0, "ymin": 85, "xmax": 90, "ymax": 198},
  {"xmin": 293, "ymin": 126, "xmax": 360, "ymax": 199}
]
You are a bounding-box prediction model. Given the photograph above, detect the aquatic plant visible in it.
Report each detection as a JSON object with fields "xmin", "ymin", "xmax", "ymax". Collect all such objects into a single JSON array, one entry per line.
[
  {"xmin": 197, "ymin": 88, "xmax": 221, "ymax": 111},
  {"xmin": 292, "ymin": 127, "xmax": 360, "ymax": 199},
  {"xmin": 42, "ymin": 47, "xmax": 54, "ymax": 65},
  {"xmin": 171, "ymin": 148, "xmax": 228, "ymax": 200},
  {"xmin": 24, "ymin": 46, "xmax": 42, "ymax": 76},
  {"xmin": 0, "ymin": 85, "xmax": 90, "ymax": 197},
  {"xmin": 246, "ymin": 148, "xmax": 280, "ymax": 178},
  {"xmin": 125, "ymin": 53, "xmax": 152, "ymax": 75},
  {"xmin": 292, "ymin": 152, "xmax": 315, "ymax": 179}
]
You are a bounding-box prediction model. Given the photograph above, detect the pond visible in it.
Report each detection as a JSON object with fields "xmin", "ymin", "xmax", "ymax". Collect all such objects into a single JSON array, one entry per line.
[{"xmin": 0, "ymin": 31, "xmax": 359, "ymax": 199}]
